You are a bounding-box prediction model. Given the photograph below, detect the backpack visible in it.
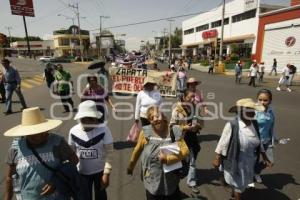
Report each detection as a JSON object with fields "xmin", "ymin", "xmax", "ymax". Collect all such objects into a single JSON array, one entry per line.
[{"xmin": 169, "ymin": 125, "xmax": 190, "ymax": 179}]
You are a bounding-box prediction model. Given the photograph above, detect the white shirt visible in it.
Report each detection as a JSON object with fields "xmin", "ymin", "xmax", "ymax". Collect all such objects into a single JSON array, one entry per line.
[
  {"xmin": 68, "ymin": 124, "xmax": 113, "ymax": 175},
  {"xmin": 215, "ymin": 119, "xmax": 263, "ymax": 156},
  {"xmin": 283, "ymin": 66, "xmax": 291, "ymax": 77},
  {"xmin": 135, "ymin": 90, "xmax": 162, "ymax": 119},
  {"xmin": 249, "ymin": 65, "xmax": 258, "ymax": 77},
  {"xmin": 259, "ymin": 65, "xmax": 265, "ymax": 73}
]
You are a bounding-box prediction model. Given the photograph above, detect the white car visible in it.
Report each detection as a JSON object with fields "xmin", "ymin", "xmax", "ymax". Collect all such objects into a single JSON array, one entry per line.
[{"xmin": 39, "ymin": 56, "xmax": 53, "ymax": 62}]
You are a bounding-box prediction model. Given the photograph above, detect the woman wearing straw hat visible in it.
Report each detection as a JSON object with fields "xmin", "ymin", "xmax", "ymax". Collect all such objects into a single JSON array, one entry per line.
[
  {"xmin": 135, "ymin": 76, "xmax": 162, "ymax": 127},
  {"xmin": 212, "ymin": 99, "xmax": 273, "ymax": 200},
  {"xmin": 4, "ymin": 107, "xmax": 78, "ymax": 200}
]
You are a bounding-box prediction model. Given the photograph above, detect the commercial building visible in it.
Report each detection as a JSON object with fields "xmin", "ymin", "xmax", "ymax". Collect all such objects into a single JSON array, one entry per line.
[
  {"xmin": 256, "ymin": 0, "xmax": 300, "ymax": 71},
  {"xmin": 181, "ymin": 0, "xmax": 284, "ymax": 59},
  {"xmin": 53, "ymin": 25, "xmax": 90, "ymax": 57},
  {"xmin": 10, "ymin": 40, "xmax": 54, "ymax": 57}
]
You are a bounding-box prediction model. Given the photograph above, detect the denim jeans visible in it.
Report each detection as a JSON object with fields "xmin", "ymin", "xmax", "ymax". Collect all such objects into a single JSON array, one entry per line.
[
  {"xmin": 5, "ymin": 83, "xmax": 27, "ymax": 112},
  {"xmin": 177, "ymin": 78, "xmax": 186, "ymax": 92},
  {"xmin": 187, "ymin": 149, "xmax": 198, "ymax": 187}
]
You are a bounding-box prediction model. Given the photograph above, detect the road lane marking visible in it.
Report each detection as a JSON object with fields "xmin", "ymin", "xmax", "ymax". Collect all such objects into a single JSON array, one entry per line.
[
  {"xmin": 25, "ymin": 79, "xmax": 43, "ymax": 85},
  {"xmin": 21, "ymin": 81, "xmax": 34, "ymax": 89}
]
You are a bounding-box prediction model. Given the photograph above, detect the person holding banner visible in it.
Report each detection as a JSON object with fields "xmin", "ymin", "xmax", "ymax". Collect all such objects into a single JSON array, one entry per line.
[{"xmin": 135, "ymin": 77, "xmax": 162, "ymax": 127}]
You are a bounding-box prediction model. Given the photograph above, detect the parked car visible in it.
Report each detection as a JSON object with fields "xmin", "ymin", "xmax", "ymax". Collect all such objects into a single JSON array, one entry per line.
[
  {"xmin": 39, "ymin": 56, "xmax": 53, "ymax": 62},
  {"xmin": 50, "ymin": 56, "xmax": 72, "ymax": 63}
]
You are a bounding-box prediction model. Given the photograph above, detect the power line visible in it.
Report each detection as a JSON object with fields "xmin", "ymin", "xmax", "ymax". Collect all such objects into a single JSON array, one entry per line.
[{"xmin": 88, "ymin": 11, "xmax": 210, "ymax": 31}]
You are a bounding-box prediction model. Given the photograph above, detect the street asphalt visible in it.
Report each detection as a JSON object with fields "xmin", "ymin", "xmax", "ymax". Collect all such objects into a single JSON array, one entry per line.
[{"xmin": 0, "ymin": 58, "xmax": 299, "ymax": 200}]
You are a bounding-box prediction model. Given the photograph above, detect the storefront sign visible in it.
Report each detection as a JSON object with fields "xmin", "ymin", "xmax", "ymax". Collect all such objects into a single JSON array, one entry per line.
[
  {"xmin": 202, "ymin": 30, "xmax": 218, "ymax": 39},
  {"xmin": 244, "ymin": 0, "xmax": 258, "ymax": 11},
  {"xmin": 9, "ymin": 0, "xmax": 35, "ymax": 17},
  {"xmin": 285, "ymin": 36, "xmax": 296, "ymax": 47},
  {"xmin": 109, "ymin": 68, "xmax": 177, "ymax": 97}
]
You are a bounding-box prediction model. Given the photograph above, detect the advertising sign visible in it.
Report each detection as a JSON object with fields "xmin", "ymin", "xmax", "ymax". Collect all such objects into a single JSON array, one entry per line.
[
  {"xmin": 202, "ymin": 29, "xmax": 218, "ymax": 39},
  {"xmin": 109, "ymin": 68, "xmax": 177, "ymax": 97},
  {"xmin": 244, "ymin": 0, "xmax": 258, "ymax": 12},
  {"xmin": 10, "ymin": 0, "xmax": 35, "ymax": 17},
  {"xmin": 101, "ymin": 37, "xmax": 114, "ymax": 49}
]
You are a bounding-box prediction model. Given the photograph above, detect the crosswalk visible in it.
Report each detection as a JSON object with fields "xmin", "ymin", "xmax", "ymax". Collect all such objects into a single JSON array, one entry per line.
[{"xmin": 21, "ymin": 74, "xmax": 44, "ymax": 90}]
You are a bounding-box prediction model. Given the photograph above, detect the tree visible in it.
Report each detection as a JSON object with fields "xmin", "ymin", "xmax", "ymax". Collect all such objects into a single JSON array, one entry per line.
[{"xmin": 158, "ymin": 27, "xmax": 182, "ymax": 49}]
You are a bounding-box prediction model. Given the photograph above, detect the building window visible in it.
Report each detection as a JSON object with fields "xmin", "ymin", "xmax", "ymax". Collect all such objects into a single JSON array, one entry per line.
[
  {"xmin": 184, "ymin": 28, "xmax": 194, "ymax": 35},
  {"xmin": 211, "ymin": 18, "xmax": 229, "ymax": 28},
  {"xmin": 232, "ymin": 9, "xmax": 256, "ymax": 23},
  {"xmin": 59, "ymin": 38, "xmax": 70, "ymax": 46},
  {"xmin": 196, "ymin": 24, "xmax": 209, "ymax": 32},
  {"xmin": 211, "ymin": 20, "xmax": 221, "ymax": 28}
]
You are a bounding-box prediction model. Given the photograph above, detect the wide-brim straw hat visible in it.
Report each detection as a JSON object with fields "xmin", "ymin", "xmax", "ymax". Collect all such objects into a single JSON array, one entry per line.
[
  {"xmin": 187, "ymin": 77, "xmax": 201, "ymax": 85},
  {"xmin": 229, "ymin": 98, "xmax": 265, "ymax": 113},
  {"xmin": 74, "ymin": 100, "xmax": 103, "ymax": 120},
  {"xmin": 4, "ymin": 107, "xmax": 62, "ymax": 137},
  {"xmin": 143, "ymin": 76, "xmax": 157, "ymax": 86}
]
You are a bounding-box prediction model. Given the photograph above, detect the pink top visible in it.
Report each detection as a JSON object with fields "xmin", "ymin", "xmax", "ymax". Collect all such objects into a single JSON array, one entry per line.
[
  {"xmin": 193, "ymin": 89, "xmax": 204, "ymax": 104},
  {"xmin": 177, "ymin": 71, "xmax": 186, "ymax": 79}
]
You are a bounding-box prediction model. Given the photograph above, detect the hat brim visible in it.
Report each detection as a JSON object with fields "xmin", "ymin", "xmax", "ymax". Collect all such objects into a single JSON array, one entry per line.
[
  {"xmin": 4, "ymin": 119, "xmax": 62, "ymax": 137},
  {"xmin": 187, "ymin": 81, "xmax": 201, "ymax": 85},
  {"xmin": 74, "ymin": 111, "xmax": 103, "ymax": 120},
  {"xmin": 229, "ymin": 105, "xmax": 265, "ymax": 113}
]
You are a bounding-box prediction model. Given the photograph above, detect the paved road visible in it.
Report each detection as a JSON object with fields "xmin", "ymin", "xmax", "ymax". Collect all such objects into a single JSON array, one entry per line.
[{"xmin": 0, "ymin": 59, "xmax": 300, "ymax": 200}]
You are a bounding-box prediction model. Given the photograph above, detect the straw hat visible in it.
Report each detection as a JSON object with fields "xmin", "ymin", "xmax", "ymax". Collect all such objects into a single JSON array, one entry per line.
[
  {"xmin": 4, "ymin": 107, "xmax": 62, "ymax": 137},
  {"xmin": 74, "ymin": 100, "xmax": 103, "ymax": 120},
  {"xmin": 229, "ymin": 98, "xmax": 265, "ymax": 113},
  {"xmin": 143, "ymin": 76, "xmax": 157, "ymax": 86},
  {"xmin": 187, "ymin": 77, "xmax": 201, "ymax": 85}
]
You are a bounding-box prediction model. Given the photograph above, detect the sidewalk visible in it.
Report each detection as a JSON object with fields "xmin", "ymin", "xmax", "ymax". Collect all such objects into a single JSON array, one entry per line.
[{"xmin": 191, "ymin": 63, "xmax": 300, "ymax": 83}]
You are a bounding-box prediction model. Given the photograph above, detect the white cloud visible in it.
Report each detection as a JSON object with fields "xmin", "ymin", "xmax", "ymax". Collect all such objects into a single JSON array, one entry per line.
[
  {"xmin": 125, "ymin": 36, "xmax": 155, "ymax": 51},
  {"xmin": 42, "ymin": 34, "xmax": 53, "ymax": 40}
]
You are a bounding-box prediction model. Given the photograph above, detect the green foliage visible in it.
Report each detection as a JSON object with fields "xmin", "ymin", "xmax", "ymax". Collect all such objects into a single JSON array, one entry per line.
[
  {"xmin": 200, "ymin": 60, "xmax": 209, "ymax": 66},
  {"xmin": 159, "ymin": 27, "xmax": 182, "ymax": 49}
]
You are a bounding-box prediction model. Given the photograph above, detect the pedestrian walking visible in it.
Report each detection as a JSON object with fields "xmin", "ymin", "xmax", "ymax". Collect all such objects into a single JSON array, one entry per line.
[
  {"xmin": 251, "ymin": 89, "xmax": 276, "ymax": 186},
  {"xmin": 269, "ymin": 58, "xmax": 277, "ymax": 76},
  {"xmin": 187, "ymin": 57, "xmax": 192, "ymax": 70},
  {"xmin": 276, "ymin": 64, "xmax": 292, "ymax": 92},
  {"xmin": 248, "ymin": 61, "xmax": 258, "ymax": 87},
  {"xmin": 186, "ymin": 77, "xmax": 208, "ymax": 115},
  {"xmin": 177, "ymin": 66, "xmax": 187, "ymax": 92},
  {"xmin": 43, "ymin": 63, "xmax": 55, "ymax": 89},
  {"xmin": 288, "ymin": 64, "xmax": 297, "ymax": 86},
  {"xmin": 4, "ymin": 107, "xmax": 79, "ymax": 200},
  {"xmin": 170, "ymin": 91, "xmax": 203, "ymax": 194},
  {"xmin": 235, "ymin": 61, "xmax": 242, "ymax": 84},
  {"xmin": 151, "ymin": 63, "xmax": 160, "ymax": 71},
  {"xmin": 127, "ymin": 106, "xmax": 189, "ymax": 200},
  {"xmin": 208, "ymin": 59, "xmax": 214, "ymax": 75},
  {"xmin": 0, "ymin": 66, "xmax": 6, "ymax": 103},
  {"xmin": 53, "ymin": 64, "xmax": 74, "ymax": 112},
  {"xmin": 212, "ymin": 98, "xmax": 273, "ymax": 200},
  {"xmin": 258, "ymin": 62, "xmax": 265, "ymax": 83},
  {"xmin": 135, "ymin": 76, "xmax": 162, "ymax": 127},
  {"xmin": 69, "ymin": 100, "xmax": 114, "ymax": 200},
  {"xmin": 1, "ymin": 59, "xmax": 27, "ymax": 115},
  {"xmin": 81, "ymin": 75, "xmax": 116, "ymax": 123}
]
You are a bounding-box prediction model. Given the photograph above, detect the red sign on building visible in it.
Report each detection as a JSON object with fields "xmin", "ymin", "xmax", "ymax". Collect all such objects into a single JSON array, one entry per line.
[
  {"xmin": 202, "ymin": 29, "xmax": 218, "ymax": 39},
  {"xmin": 9, "ymin": 0, "xmax": 35, "ymax": 17}
]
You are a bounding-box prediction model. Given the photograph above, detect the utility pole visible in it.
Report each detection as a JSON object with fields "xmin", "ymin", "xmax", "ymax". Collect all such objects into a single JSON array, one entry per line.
[
  {"xmin": 5, "ymin": 26, "xmax": 12, "ymax": 47},
  {"xmin": 161, "ymin": 28, "xmax": 167, "ymax": 59},
  {"xmin": 69, "ymin": 3, "xmax": 83, "ymax": 62},
  {"xmin": 219, "ymin": 0, "xmax": 226, "ymax": 63},
  {"xmin": 98, "ymin": 16, "xmax": 110, "ymax": 60},
  {"xmin": 167, "ymin": 19, "xmax": 174, "ymax": 65}
]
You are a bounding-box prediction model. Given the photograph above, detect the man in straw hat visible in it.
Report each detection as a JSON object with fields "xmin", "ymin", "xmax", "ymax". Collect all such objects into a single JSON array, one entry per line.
[
  {"xmin": 4, "ymin": 107, "xmax": 78, "ymax": 200},
  {"xmin": 1, "ymin": 58, "xmax": 27, "ymax": 115},
  {"xmin": 69, "ymin": 100, "xmax": 113, "ymax": 200},
  {"xmin": 212, "ymin": 98, "xmax": 273, "ymax": 200}
]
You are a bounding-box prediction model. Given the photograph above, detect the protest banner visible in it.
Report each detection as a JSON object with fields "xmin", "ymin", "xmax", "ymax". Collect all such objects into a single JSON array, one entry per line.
[{"xmin": 109, "ymin": 68, "xmax": 177, "ymax": 97}]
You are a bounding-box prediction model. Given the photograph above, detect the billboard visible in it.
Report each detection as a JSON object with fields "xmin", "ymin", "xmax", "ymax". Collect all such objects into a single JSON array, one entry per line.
[
  {"xmin": 10, "ymin": 0, "xmax": 35, "ymax": 17},
  {"xmin": 101, "ymin": 36, "xmax": 114, "ymax": 49}
]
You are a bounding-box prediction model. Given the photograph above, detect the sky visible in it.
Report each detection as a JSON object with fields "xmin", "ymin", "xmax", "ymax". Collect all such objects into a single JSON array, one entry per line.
[{"xmin": 0, "ymin": 0, "xmax": 289, "ymax": 51}]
